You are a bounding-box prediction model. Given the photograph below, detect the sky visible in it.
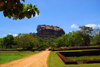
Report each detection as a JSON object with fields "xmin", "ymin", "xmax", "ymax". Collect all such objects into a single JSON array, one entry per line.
[{"xmin": 0, "ymin": 0, "xmax": 100, "ymax": 38}]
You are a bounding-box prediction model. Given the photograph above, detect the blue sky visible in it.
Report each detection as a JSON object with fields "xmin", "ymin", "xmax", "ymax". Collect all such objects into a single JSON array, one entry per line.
[{"xmin": 0, "ymin": 0, "xmax": 100, "ymax": 38}]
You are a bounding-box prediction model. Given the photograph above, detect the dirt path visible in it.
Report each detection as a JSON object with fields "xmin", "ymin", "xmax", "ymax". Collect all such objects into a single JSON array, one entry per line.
[{"xmin": 0, "ymin": 50, "xmax": 50, "ymax": 67}]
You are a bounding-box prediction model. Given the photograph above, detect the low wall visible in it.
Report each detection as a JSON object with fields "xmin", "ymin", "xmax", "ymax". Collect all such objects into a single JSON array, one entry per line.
[
  {"xmin": 56, "ymin": 51, "xmax": 100, "ymax": 64},
  {"xmin": 56, "ymin": 52, "xmax": 77, "ymax": 64},
  {"xmin": 59, "ymin": 50, "xmax": 100, "ymax": 57},
  {"xmin": 52, "ymin": 47, "xmax": 100, "ymax": 51}
]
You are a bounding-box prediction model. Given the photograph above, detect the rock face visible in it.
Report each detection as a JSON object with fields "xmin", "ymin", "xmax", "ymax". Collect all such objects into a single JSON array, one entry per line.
[{"xmin": 37, "ymin": 25, "xmax": 65, "ymax": 37}]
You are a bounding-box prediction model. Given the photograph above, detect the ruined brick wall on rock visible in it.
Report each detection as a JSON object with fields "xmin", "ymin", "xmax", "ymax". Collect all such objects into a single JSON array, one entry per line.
[{"xmin": 37, "ymin": 25, "xmax": 65, "ymax": 37}]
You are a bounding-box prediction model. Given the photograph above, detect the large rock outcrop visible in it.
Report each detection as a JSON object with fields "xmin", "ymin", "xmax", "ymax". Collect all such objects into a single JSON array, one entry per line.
[{"xmin": 37, "ymin": 25, "xmax": 65, "ymax": 37}]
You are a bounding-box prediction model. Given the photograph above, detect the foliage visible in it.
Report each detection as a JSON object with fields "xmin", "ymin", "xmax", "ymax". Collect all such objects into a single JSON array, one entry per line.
[
  {"xmin": 79, "ymin": 26, "xmax": 93, "ymax": 34},
  {"xmin": 90, "ymin": 28, "xmax": 100, "ymax": 44},
  {"xmin": 26, "ymin": 41, "xmax": 34, "ymax": 49},
  {"xmin": 56, "ymin": 26, "xmax": 94, "ymax": 47},
  {"xmin": 15, "ymin": 34, "xmax": 39, "ymax": 49},
  {"xmin": 0, "ymin": 0, "xmax": 39, "ymax": 20},
  {"xmin": 0, "ymin": 38, "xmax": 4, "ymax": 48},
  {"xmin": 56, "ymin": 37, "xmax": 64, "ymax": 47},
  {"xmin": 56, "ymin": 31, "xmax": 81, "ymax": 47},
  {"xmin": 29, "ymin": 32, "xmax": 58, "ymax": 47},
  {"xmin": 94, "ymin": 35, "xmax": 100, "ymax": 44},
  {"xmin": 3, "ymin": 34, "xmax": 16, "ymax": 48},
  {"xmin": 1, "ymin": 26, "xmax": 99, "ymax": 49},
  {"xmin": 0, "ymin": 32, "xmax": 58, "ymax": 49},
  {"xmin": 79, "ymin": 26, "xmax": 93, "ymax": 45}
]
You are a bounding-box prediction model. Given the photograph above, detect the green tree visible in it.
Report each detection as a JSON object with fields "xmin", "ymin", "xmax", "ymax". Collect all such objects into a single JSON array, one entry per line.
[
  {"xmin": 56, "ymin": 30, "xmax": 93, "ymax": 47},
  {"xmin": 56, "ymin": 26, "xmax": 93, "ymax": 47},
  {"xmin": 45, "ymin": 42, "xmax": 49, "ymax": 47},
  {"xmin": 37, "ymin": 38, "xmax": 44, "ymax": 48},
  {"xmin": 16, "ymin": 34, "xmax": 38, "ymax": 49},
  {"xmin": 74, "ymin": 31, "xmax": 84, "ymax": 46},
  {"xmin": 90, "ymin": 28, "xmax": 100, "ymax": 44},
  {"xmin": 26, "ymin": 41, "xmax": 34, "ymax": 49},
  {"xmin": 95, "ymin": 35, "xmax": 100, "ymax": 44},
  {"xmin": 56, "ymin": 37, "xmax": 63, "ymax": 47},
  {"xmin": 79, "ymin": 26, "xmax": 93, "ymax": 45},
  {"xmin": 79, "ymin": 26, "xmax": 93, "ymax": 34},
  {"xmin": 3, "ymin": 34, "xmax": 16, "ymax": 48},
  {"xmin": 0, "ymin": 38, "xmax": 4, "ymax": 48},
  {"xmin": 0, "ymin": 0, "xmax": 39, "ymax": 20}
]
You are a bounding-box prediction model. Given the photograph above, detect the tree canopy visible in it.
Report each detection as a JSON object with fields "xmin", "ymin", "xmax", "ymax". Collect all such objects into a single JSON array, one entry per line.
[
  {"xmin": 15, "ymin": 33, "xmax": 39, "ymax": 49},
  {"xmin": 79, "ymin": 26, "xmax": 93, "ymax": 34},
  {"xmin": 0, "ymin": 27, "xmax": 99, "ymax": 49},
  {"xmin": 0, "ymin": 0, "xmax": 39, "ymax": 20},
  {"xmin": 56, "ymin": 26, "xmax": 94, "ymax": 47},
  {"xmin": 3, "ymin": 34, "xmax": 16, "ymax": 48}
]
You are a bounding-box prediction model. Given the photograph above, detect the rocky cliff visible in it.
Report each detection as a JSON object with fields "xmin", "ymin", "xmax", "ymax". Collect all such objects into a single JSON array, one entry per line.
[{"xmin": 37, "ymin": 25, "xmax": 65, "ymax": 37}]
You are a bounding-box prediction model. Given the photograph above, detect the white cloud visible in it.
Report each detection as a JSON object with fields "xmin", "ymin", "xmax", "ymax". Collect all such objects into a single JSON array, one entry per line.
[
  {"xmin": 8, "ymin": 33, "xmax": 11, "ymax": 35},
  {"xmin": 71, "ymin": 24, "xmax": 78, "ymax": 28},
  {"xmin": 0, "ymin": 33, "xmax": 18, "ymax": 37},
  {"xmin": 69, "ymin": 31, "xmax": 72, "ymax": 32},
  {"xmin": 97, "ymin": 24, "xmax": 100, "ymax": 27},
  {"xmin": 85, "ymin": 24, "xmax": 97, "ymax": 28},
  {"xmin": 13, "ymin": 34, "xmax": 18, "ymax": 37}
]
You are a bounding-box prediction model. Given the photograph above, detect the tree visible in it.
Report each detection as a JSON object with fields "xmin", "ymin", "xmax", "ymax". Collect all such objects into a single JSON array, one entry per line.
[
  {"xmin": 0, "ymin": 0, "xmax": 39, "ymax": 20},
  {"xmin": 61, "ymin": 31, "xmax": 83, "ymax": 47},
  {"xmin": 90, "ymin": 28, "xmax": 100, "ymax": 44},
  {"xmin": 92, "ymin": 28, "xmax": 100, "ymax": 36},
  {"xmin": 26, "ymin": 41, "xmax": 34, "ymax": 49},
  {"xmin": 95, "ymin": 35, "xmax": 100, "ymax": 44},
  {"xmin": 79, "ymin": 26, "xmax": 93, "ymax": 34},
  {"xmin": 79, "ymin": 26, "xmax": 93, "ymax": 45},
  {"xmin": 3, "ymin": 34, "xmax": 16, "ymax": 48},
  {"xmin": 0, "ymin": 38, "xmax": 4, "ymax": 48},
  {"xmin": 16, "ymin": 34, "xmax": 39, "ymax": 49},
  {"xmin": 56, "ymin": 37, "xmax": 63, "ymax": 47},
  {"xmin": 56, "ymin": 29, "xmax": 93, "ymax": 47}
]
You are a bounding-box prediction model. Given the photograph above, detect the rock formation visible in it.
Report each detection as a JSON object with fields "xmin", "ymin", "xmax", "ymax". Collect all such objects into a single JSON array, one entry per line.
[{"xmin": 37, "ymin": 25, "xmax": 65, "ymax": 37}]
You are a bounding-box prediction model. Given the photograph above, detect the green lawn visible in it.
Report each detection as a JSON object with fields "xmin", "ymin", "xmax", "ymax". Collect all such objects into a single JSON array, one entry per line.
[
  {"xmin": 0, "ymin": 51, "xmax": 41, "ymax": 64},
  {"xmin": 67, "ymin": 55, "xmax": 100, "ymax": 60},
  {"xmin": 47, "ymin": 50, "xmax": 100, "ymax": 67},
  {"xmin": 90, "ymin": 45, "xmax": 100, "ymax": 47},
  {"xmin": 58, "ymin": 49, "xmax": 100, "ymax": 52}
]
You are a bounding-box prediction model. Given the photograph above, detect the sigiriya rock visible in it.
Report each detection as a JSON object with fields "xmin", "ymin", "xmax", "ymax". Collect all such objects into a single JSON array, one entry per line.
[{"xmin": 37, "ymin": 25, "xmax": 65, "ymax": 37}]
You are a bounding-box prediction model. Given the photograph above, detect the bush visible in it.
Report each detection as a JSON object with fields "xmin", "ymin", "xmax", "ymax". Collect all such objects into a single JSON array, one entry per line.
[{"xmin": 26, "ymin": 41, "xmax": 34, "ymax": 49}]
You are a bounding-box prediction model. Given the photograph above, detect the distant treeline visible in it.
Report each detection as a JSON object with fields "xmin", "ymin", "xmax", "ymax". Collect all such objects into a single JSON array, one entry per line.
[
  {"xmin": 0, "ymin": 33, "xmax": 57, "ymax": 49},
  {"xmin": 56, "ymin": 26, "xmax": 100, "ymax": 47},
  {"xmin": 0, "ymin": 26, "xmax": 100, "ymax": 49}
]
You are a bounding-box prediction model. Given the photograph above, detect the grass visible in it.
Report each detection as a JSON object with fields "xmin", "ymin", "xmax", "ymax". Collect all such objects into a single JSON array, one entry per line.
[
  {"xmin": 0, "ymin": 50, "xmax": 41, "ymax": 64},
  {"xmin": 52, "ymin": 45, "xmax": 100, "ymax": 51},
  {"xmin": 47, "ymin": 50, "xmax": 100, "ymax": 67},
  {"xmin": 90, "ymin": 45, "xmax": 100, "ymax": 47},
  {"xmin": 67, "ymin": 55, "xmax": 100, "ymax": 60},
  {"xmin": 58, "ymin": 49, "xmax": 100, "ymax": 52},
  {"xmin": 0, "ymin": 48, "xmax": 37, "ymax": 50}
]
